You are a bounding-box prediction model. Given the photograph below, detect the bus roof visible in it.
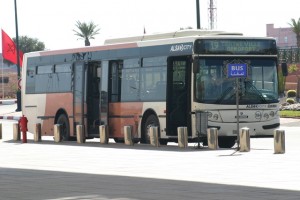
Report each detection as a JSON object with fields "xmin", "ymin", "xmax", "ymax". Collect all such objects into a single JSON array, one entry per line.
[
  {"xmin": 104, "ymin": 29, "xmax": 243, "ymax": 44},
  {"xmin": 24, "ymin": 30, "xmax": 277, "ymax": 58}
]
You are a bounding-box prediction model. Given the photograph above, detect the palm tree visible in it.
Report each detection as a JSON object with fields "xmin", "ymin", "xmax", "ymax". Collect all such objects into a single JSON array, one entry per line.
[
  {"xmin": 289, "ymin": 18, "xmax": 300, "ymax": 47},
  {"xmin": 288, "ymin": 18, "xmax": 300, "ymax": 100},
  {"xmin": 73, "ymin": 21, "xmax": 100, "ymax": 46}
]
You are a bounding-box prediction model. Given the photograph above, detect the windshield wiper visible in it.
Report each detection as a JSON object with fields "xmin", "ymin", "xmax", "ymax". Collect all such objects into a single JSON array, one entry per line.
[
  {"xmin": 215, "ymin": 86, "xmax": 235, "ymax": 104},
  {"xmin": 244, "ymin": 81, "xmax": 267, "ymax": 103}
]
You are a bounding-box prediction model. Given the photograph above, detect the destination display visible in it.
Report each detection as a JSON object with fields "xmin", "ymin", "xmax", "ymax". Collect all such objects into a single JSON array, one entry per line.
[{"xmin": 194, "ymin": 39, "xmax": 277, "ymax": 55}]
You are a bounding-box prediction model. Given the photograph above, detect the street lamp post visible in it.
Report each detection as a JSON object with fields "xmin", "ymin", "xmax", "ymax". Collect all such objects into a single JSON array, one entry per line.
[
  {"xmin": 14, "ymin": 0, "xmax": 21, "ymax": 111},
  {"xmin": 196, "ymin": 0, "xmax": 201, "ymax": 29}
]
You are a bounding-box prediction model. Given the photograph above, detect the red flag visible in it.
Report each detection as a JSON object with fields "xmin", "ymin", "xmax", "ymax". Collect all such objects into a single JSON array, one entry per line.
[{"xmin": 1, "ymin": 29, "xmax": 23, "ymax": 67}]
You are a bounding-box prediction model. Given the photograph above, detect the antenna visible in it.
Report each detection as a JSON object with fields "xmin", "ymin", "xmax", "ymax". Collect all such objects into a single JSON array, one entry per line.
[{"xmin": 208, "ymin": 0, "xmax": 217, "ymax": 30}]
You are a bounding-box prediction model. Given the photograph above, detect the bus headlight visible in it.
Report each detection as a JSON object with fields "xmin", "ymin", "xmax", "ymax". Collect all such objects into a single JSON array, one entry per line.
[
  {"xmin": 208, "ymin": 112, "xmax": 213, "ymax": 118},
  {"xmin": 255, "ymin": 111, "xmax": 262, "ymax": 119},
  {"xmin": 269, "ymin": 111, "xmax": 275, "ymax": 117},
  {"xmin": 213, "ymin": 114, "xmax": 219, "ymax": 120},
  {"xmin": 263, "ymin": 113, "xmax": 269, "ymax": 119}
]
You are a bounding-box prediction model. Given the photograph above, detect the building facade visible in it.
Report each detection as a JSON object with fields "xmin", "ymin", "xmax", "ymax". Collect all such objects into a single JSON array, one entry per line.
[
  {"xmin": 0, "ymin": 53, "xmax": 18, "ymax": 98},
  {"xmin": 266, "ymin": 24, "xmax": 297, "ymax": 48}
]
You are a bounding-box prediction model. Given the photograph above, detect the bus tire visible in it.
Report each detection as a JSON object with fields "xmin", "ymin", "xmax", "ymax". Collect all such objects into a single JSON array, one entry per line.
[
  {"xmin": 218, "ymin": 136, "xmax": 236, "ymax": 148},
  {"xmin": 56, "ymin": 114, "xmax": 70, "ymax": 141},
  {"xmin": 141, "ymin": 114, "xmax": 159, "ymax": 144},
  {"xmin": 159, "ymin": 139, "xmax": 168, "ymax": 145}
]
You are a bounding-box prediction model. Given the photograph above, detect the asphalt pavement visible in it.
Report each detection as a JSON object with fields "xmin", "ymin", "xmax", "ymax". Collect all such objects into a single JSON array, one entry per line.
[{"xmin": 1, "ymin": 103, "xmax": 300, "ymax": 200}]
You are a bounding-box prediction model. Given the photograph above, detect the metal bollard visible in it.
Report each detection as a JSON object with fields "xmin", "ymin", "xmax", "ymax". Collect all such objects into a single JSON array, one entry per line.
[
  {"xmin": 54, "ymin": 124, "xmax": 61, "ymax": 143},
  {"xmin": 207, "ymin": 128, "xmax": 218, "ymax": 150},
  {"xmin": 13, "ymin": 123, "xmax": 21, "ymax": 141},
  {"xmin": 239, "ymin": 127, "xmax": 250, "ymax": 152},
  {"xmin": 149, "ymin": 126, "xmax": 159, "ymax": 147},
  {"xmin": 177, "ymin": 127, "xmax": 188, "ymax": 148},
  {"xmin": 34, "ymin": 123, "xmax": 42, "ymax": 142},
  {"xmin": 274, "ymin": 129, "xmax": 285, "ymax": 154},
  {"xmin": 99, "ymin": 125, "xmax": 108, "ymax": 144},
  {"xmin": 124, "ymin": 126, "xmax": 133, "ymax": 146},
  {"xmin": 0, "ymin": 123, "xmax": 2, "ymax": 140},
  {"xmin": 76, "ymin": 125, "xmax": 85, "ymax": 143}
]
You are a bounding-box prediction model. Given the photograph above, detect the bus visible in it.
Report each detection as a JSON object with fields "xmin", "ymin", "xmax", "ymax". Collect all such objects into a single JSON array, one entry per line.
[{"xmin": 21, "ymin": 30, "xmax": 287, "ymax": 148}]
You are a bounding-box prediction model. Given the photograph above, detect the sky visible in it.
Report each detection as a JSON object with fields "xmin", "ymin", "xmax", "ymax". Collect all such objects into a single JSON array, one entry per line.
[{"xmin": 0, "ymin": 0, "xmax": 300, "ymax": 52}]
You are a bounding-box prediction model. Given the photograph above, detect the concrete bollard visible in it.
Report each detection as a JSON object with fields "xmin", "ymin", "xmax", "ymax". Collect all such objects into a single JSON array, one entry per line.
[
  {"xmin": 34, "ymin": 123, "xmax": 42, "ymax": 142},
  {"xmin": 13, "ymin": 123, "xmax": 20, "ymax": 141},
  {"xmin": 99, "ymin": 125, "xmax": 108, "ymax": 144},
  {"xmin": 149, "ymin": 126, "xmax": 159, "ymax": 147},
  {"xmin": 0, "ymin": 123, "xmax": 2, "ymax": 140},
  {"xmin": 76, "ymin": 125, "xmax": 85, "ymax": 143},
  {"xmin": 124, "ymin": 126, "xmax": 133, "ymax": 146},
  {"xmin": 239, "ymin": 127, "xmax": 250, "ymax": 152},
  {"xmin": 274, "ymin": 129, "xmax": 285, "ymax": 154},
  {"xmin": 177, "ymin": 127, "xmax": 188, "ymax": 148},
  {"xmin": 207, "ymin": 128, "xmax": 218, "ymax": 150},
  {"xmin": 54, "ymin": 124, "xmax": 62, "ymax": 143}
]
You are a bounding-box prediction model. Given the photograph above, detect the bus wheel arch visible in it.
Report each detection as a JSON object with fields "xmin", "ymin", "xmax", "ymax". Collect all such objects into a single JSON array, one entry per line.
[
  {"xmin": 55, "ymin": 109, "xmax": 70, "ymax": 141},
  {"xmin": 141, "ymin": 110, "xmax": 160, "ymax": 144}
]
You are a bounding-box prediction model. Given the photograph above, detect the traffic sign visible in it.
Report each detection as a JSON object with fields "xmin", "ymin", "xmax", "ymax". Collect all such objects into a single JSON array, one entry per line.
[{"xmin": 227, "ymin": 63, "xmax": 248, "ymax": 78}]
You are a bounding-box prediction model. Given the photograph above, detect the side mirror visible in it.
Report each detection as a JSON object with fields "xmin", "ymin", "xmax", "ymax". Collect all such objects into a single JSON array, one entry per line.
[{"xmin": 281, "ymin": 63, "xmax": 288, "ymax": 76}]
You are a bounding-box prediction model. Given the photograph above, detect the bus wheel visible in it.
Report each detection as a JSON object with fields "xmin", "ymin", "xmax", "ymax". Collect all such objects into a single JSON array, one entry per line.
[
  {"xmin": 218, "ymin": 137, "xmax": 236, "ymax": 148},
  {"xmin": 57, "ymin": 114, "xmax": 70, "ymax": 141},
  {"xmin": 142, "ymin": 114, "xmax": 159, "ymax": 144}
]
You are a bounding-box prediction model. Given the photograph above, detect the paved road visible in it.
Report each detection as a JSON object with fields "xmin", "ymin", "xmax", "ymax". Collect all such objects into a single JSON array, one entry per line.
[
  {"xmin": 1, "ymin": 167, "xmax": 300, "ymax": 200},
  {"xmin": 1, "ymin": 103, "xmax": 300, "ymax": 199}
]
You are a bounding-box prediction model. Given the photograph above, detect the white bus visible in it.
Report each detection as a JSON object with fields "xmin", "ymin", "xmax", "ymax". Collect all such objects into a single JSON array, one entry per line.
[{"xmin": 21, "ymin": 30, "xmax": 287, "ymax": 148}]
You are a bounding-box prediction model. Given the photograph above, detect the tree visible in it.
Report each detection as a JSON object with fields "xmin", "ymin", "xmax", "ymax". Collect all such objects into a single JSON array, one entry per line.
[
  {"xmin": 73, "ymin": 21, "xmax": 100, "ymax": 46},
  {"xmin": 288, "ymin": 64, "xmax": 300, "ymax": 100},
  {"xmin": 13, "ymin": 36, "xmax": 46, "ymax": 53},
  {"xmin": 289, "ymin": 18, "xmax": 300, "ymax": 47}
]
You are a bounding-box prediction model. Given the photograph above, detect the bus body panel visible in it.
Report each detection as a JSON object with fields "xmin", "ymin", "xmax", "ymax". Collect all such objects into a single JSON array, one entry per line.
[
  {"xmin": 44, "ymin": 93, "xmax": 74, "ymax": 136},
  {"xmin": 108, "ymin": 102, "xmax": 143, "ymax": 139},
  {"xmin": 22, "ymin": 94, "xmax": 46, "ymax": 134},
  {"xmin": 209, "ymin": 118, "xmax": 280, "ymax": 137}
]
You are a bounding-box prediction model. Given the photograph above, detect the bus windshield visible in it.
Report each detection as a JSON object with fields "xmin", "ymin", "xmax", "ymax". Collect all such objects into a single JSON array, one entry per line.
[{"xmin": 195, "ymin": 57, "xmax": 279, "ymax": 104}]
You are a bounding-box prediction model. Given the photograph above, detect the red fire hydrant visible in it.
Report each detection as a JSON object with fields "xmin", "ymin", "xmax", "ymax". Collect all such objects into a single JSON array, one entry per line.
[{"xmin": 19, "ymin": 115, "xmax": 28, "ymax": 143}]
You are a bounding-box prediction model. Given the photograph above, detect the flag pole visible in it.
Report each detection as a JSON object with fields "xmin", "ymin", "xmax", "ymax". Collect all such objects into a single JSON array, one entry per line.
[
  {"xmin": 1, "ymin": 58, "xmax": 4, "ymax": 99},
  {"xmin": 14, "ymin": 0, "xmax": 21, "ymax": 111}
]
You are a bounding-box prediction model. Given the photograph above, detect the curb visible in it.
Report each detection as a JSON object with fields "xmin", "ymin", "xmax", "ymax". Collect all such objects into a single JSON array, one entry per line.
[
  {"xmin": 0, "ymin": 116, "xmax": 20, "ymax": 121},
  {"xmin": 0, "ymin": 100, "xmax": 17, "ymax": 105}
]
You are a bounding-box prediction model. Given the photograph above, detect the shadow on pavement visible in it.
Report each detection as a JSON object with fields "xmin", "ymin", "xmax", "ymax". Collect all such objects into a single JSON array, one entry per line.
[
  {"xmin": 0, "ymin": 167, "xmax": 299, "ymax": 200},
  {"xmin": 3, "ymin": 138, "xmax": 233, "ymax": 153}
]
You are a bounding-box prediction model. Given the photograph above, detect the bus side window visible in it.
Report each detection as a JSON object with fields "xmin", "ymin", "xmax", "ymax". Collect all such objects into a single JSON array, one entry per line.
[
  {"xmin": 156, "ymin": 81, "xmax": 166, "ymax": 99},
  {"xmin": 121, "ymin": 78, "xmax": 137, "ymax": 101},
  {"xmin": 109, "ymin": 61, "xmax": 122, "ymax": 102}
]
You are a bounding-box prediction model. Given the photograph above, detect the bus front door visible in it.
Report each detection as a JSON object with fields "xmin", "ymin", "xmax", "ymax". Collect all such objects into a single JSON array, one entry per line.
[{"xmin": 166, "ymin": 56, "xmax": 191, "ymax": 137}]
